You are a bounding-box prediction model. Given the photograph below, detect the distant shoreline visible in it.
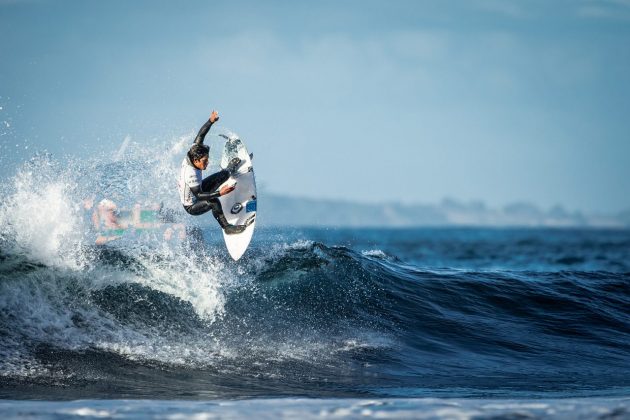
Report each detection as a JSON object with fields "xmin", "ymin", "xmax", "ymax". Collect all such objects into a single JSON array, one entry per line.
[{"xmin": 259, "ymin": 194, "xmax": 630, "ymax": 229}]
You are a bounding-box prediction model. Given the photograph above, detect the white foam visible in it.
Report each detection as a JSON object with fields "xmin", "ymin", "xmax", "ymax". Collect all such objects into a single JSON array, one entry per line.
[
  {"xmin": 62, "ymin": 407, "xmax": 112, "ymax": 417},
  {"xmin": 133, "ymin": 250, "xmax": 228, "ymax": 322},
  {"xmin": 0, "ymin": 397, "xmax": 625, "ymax": 420},
  {"xmin": 362, "ymin": 249, "xmax": 388, "ymax": 258},
  {"xmin": 0, "ymin": 168, "xmax": 85, "ymax": 269}
]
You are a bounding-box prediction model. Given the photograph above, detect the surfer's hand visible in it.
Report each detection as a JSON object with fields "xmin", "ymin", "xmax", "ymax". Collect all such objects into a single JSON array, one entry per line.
[
  {"xmin": 210, "ymin": 110, "xmax": 219, "ymax": 123},
  {"xmin": 219, "ymin": 184, "xmax": 236, "ymax": 196}
]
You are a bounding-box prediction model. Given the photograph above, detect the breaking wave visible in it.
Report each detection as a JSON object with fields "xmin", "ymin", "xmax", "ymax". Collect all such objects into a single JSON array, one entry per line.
[{"xmin": 0, "ymin": 142, "xmax": 629, "ymax": 399}]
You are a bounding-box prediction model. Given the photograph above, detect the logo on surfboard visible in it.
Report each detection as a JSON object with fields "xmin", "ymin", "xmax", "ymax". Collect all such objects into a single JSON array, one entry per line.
[{"xmin": 230, "ymin": 203, "xmax": 243, "ymax": 214}]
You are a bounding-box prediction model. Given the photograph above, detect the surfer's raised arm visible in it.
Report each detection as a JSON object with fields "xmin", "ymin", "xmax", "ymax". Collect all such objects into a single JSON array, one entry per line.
[{"xmin": 193, "ymin": 110, "xmax": 220, "ymax": 145}]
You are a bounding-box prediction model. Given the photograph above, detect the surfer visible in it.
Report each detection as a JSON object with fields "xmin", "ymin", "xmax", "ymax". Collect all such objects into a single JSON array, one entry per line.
[{"xmin": 178, "ymin": 110, "xmax": 248, "ymax": 235}]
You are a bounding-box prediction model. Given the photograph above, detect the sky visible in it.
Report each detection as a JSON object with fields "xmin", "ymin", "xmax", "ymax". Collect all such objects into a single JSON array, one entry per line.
[{"xmin": 1, "ymin": 0, "xmax": 629, "ymax": 213}]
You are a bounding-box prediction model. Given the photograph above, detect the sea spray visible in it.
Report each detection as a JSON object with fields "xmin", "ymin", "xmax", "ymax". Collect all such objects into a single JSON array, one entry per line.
[
  {"xmin": 0, "ymin": 155, "xmax": 85, "ymax": 269},
  {"xmin": 0, "ymin": 136, "xmax": 244, "ymax": 381}
]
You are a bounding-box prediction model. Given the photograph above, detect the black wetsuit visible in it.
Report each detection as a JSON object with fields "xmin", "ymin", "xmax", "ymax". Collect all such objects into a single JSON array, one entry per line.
[{"xmin": 182, "ymin": 118, "xmax": 230, "ymax": 220}]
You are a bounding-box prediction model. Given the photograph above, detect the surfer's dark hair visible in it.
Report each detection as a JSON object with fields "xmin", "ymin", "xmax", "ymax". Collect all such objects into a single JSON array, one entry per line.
[{"xmin": 188, "ymin": 144, "xmax": 210, "ymax": 162}]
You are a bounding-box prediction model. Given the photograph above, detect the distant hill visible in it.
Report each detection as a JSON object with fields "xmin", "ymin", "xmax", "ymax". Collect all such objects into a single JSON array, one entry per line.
[{"xmin": 257, "ymin": 194, "xmax": 630, "ymax": 229}]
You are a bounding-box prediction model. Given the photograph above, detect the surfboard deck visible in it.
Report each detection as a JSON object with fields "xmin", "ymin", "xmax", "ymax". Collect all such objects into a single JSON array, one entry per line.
[{"xmin": 217, "ymin": 134, "xmax": 257, "ymax": 261}]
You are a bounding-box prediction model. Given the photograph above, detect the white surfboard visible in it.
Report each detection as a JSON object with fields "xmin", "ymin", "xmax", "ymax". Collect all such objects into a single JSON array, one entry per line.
[{"xmin": 217, "ymin": 134, "xmax": 257, "ymax": 260}]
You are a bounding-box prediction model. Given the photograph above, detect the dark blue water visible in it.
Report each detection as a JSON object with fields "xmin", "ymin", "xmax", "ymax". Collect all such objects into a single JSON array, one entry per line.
[{"xmin": 1, "ymin": 226, "xmax": 629, "ymax": 401}]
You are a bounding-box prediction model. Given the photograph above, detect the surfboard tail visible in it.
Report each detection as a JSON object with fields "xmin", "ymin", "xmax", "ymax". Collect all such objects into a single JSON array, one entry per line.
[{"xmin": 223, "ymin": 221, "xmax": 256, "ymax": 261}]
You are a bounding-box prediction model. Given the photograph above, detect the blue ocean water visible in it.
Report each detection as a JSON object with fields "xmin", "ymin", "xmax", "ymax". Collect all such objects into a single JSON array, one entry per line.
[
  {"xmin": 2, "ymin": 226, "xmax": 630, "ymax": 402},
  {"xmin": 0, "ymin": 152, "xmax": 629, "ymax": 418}
]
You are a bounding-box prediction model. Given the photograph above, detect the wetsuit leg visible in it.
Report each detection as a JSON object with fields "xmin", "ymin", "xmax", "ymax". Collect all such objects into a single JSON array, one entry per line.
[
  {"xmin": 185, "ymin": 198, "xmax": 228, "ymax": 228},
  {"xmin": 184, "ymin": 170, "xmax": 231, "ymax": 225},
  {"xmin": 201, "ymin": 170, "xmax": 230, "ymax": 192},
  {"xmin": 184, "ymin": 197, "xmax": 228, "ymax": 228},
  {"xmin": 185, "ymin": 200, "xmax": 216, "ymax": 216}
]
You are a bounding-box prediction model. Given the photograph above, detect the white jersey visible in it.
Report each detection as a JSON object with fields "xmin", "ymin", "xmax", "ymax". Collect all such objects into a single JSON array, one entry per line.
[{"xmin": 178, "ymin": 156, "xmax": 202, "ymax": 206}]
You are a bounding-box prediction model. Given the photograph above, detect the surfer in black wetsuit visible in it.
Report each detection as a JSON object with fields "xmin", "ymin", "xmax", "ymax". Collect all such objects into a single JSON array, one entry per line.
[{"xmin": 178, "ymin": 110, "xmax": 247, "ymax": 235}]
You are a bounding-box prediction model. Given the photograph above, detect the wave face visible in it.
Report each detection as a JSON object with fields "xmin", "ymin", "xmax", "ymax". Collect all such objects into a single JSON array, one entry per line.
[
  {"xmin": 1, "ymin": 148, "xmax": 630, "ymax": 400},
  {"xmin": 1, "ymin": 234, "xmax": 629, "ymax": 400}
]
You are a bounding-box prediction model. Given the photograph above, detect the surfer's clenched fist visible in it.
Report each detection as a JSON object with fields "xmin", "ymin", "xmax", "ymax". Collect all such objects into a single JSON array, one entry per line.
[{"xmin": 210, "ymin": 110, "xmax": 219, "ymax": 124}]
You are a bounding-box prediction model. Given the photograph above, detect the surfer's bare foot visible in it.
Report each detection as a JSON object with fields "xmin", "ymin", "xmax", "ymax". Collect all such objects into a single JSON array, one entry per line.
[{"xmin": 224, "ymin": 224, "xmax": 247, "ymax": 235}]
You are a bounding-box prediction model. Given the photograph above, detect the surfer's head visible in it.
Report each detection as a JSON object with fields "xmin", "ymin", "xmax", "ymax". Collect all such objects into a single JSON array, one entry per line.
[{"xmin": 188, "ymin": 144, "xmax": 210, "ymax": 170}]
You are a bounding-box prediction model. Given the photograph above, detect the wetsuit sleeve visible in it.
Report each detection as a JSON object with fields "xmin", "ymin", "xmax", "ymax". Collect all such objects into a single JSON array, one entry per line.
[
  {"xmin": 190, "ymin": 185, "xmax": 220, "ymax": 200},
  {"xmin": 194, "ymin": 118, "xmax": 214, "ymax": 145}
]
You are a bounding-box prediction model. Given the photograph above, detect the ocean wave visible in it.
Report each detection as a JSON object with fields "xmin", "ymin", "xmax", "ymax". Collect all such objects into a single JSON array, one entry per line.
[
  {"xmin": 1, "ymin": 235, "xmax": 629, "ymax": 398},
  {"xmin": 0, "ymin": 148, "xmax": 629, "ymax": 399}
]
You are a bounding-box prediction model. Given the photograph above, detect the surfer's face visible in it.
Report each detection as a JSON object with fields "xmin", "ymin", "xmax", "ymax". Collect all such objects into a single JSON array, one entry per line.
[{"xmin": 193, "ymin": 156, "xmax": 209, "ymax": 170}]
